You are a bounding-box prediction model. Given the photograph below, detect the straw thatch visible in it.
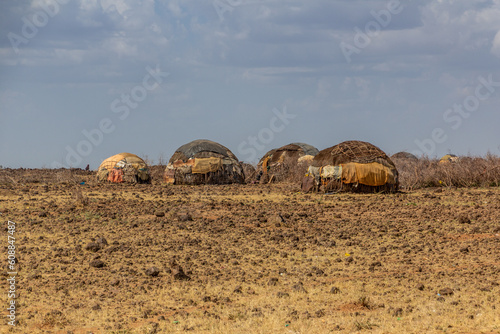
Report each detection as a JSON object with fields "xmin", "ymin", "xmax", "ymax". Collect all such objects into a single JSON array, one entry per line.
[{"xmin": 165, "ymin": 139, "xmax": 244, "ymax": 185}]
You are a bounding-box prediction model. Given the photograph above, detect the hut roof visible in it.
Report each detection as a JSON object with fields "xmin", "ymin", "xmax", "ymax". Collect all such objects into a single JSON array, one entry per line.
[
  {"xmin": 312, "ymin": 140, "xmax": 396, "ymax": 170},
  {"xmin": 169, "ymin": 139, "xmax": 239, "ymax": 163},
  {"xmin": 98, "ymin": 153, "xmax": 148, "ymax": 171},
  {"xmin": 391, "ymin": 151, "xmax": 418, "ymax": 160}
]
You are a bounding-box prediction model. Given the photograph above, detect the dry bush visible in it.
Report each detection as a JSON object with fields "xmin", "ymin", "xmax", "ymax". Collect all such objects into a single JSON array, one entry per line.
[{"xmin": 394, "ymin": 154, "xmax": 500, "ymax": 190}]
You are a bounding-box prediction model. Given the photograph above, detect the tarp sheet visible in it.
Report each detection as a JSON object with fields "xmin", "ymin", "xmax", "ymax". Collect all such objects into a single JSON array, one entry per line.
[
  {"xmin": 107, "ymin": 168, "xmax": 124, "ymax": 183},
  {"xmin": 341, "ymin": 162, "xmax": 395, "ymax": 186},
  {"xmin": 192, "ymin": 157, "xmax": 223, "ymax": 174}
]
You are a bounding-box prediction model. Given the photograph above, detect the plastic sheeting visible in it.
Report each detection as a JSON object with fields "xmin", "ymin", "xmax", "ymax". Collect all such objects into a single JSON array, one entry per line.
[
  {"xmin": 192, "ymin": 157, "xmax": 223, "ymax": 174},
  {"xmin": 341, "ymin": 162, "xmax": 396, "ymax": 186}
]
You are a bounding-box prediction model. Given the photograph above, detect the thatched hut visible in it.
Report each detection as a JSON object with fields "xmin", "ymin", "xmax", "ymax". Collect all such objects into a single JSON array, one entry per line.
[
  {"xmin": 391, "ymin": 152, "xmax": 418, "ymax": 161},
  {"xmin": 302, "ymin": 140, "xmax": 398, "ymax": 193},
  {"xmin": 164, "ymin": 139, "xmax": 244, "ymax": 185},
  {"xmin": 439, "ymin": 154, "xmax": 459, "ymax": 163},
  {"xmin": 97, "ymin": 153, "xmax": 151, "ymax": 184},
  {"xmin": 257, "ymin": 143, "xmax": 319, "ymax": 183}
]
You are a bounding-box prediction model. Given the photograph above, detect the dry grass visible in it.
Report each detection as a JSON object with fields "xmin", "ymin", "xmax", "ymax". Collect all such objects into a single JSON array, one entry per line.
[
  {"xmin": 393, "ymin": 154, "xmax": 500, "ymax": 190},
  {"xmin": 0, "ymin": 169, "xmax": 499, "ymax": 333}
]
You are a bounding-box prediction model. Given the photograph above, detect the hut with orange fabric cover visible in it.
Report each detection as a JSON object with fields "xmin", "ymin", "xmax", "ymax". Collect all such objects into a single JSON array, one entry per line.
[{"xmin": 97, "ymin": 153, "xmax": 151, "ymax": 184}]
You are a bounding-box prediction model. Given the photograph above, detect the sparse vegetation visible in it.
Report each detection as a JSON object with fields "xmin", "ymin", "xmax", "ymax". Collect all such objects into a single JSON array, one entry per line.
[{"xmin": 0, "ymin": 164, "xmax": 499, "ymax": 333}]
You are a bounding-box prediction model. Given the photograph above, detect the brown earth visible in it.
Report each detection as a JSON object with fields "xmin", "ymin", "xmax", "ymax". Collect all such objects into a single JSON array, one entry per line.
[{"xmin": 0, "ymin": 169, "xmax": 499, "ymax": 333}]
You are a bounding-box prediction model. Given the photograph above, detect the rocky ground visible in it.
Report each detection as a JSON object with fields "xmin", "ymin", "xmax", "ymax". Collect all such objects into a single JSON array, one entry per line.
[{"xmin": 0, "ymin": 170, "xmax": 499, "ymax": 333}]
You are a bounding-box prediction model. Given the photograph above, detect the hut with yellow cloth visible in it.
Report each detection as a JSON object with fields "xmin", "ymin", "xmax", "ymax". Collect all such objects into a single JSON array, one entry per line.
[
  {"xmin": 164, "ymin": 139, "xmax": 244, "ymax": 185},
  {"xmin": 302, "ymin": 140, "xmax": 398, "ymax": 193}
]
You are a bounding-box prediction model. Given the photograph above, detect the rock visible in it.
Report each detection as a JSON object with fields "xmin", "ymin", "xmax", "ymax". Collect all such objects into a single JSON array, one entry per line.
[
  {"xmin": 315, "ymin": 309, "xmax": 325, "ymax": 318},
  {"xmin": 393, "ymin": 308, "xmax": 403, "ymax": 317},
  {"xmin": 437, "ymin": 296, "xmax": 445, "ymax": 302},
  {"xmin": 292, "ymin": 284, "xmax": 308, "ymax": 293},
  {"xmin": 172, "ymin": 266, "xmax": 191, "ymax": 281},
  {"xmin": 416, "ymin": 283, "xmax": 425, "ymax": 291},
  {"xmin": 145, "ymin": 267, "xmax": 160, "ymax": 277},
  {"xmin": 276, "ymin": 291, "xmax": 289, "ymax": 298},
  {"xmin": 110, "ymin": 279, "xmax": 120, "ymax": 286},
  {"xmin": 330, "ymin": 287, "xmax": 340, "ymax": 294},
  {"xmin": 311, "ymin": 267, "xmax": 325, "ymax": 275},
  {"xmin": 267, "ymin": 278, "xmax": 279, "ymax": 286},
  {"xmin": 345, "ymin": 256, "xmax": 354, "ymax": 263},
  {"xmin": 90, "ymin": 259, "xmax": 105, "ymax": 268},
  {"xmin": 178, "ymin": 213, "xmax": 192, "ymax": 222},
  {"xmin": 155, "ymin": 211, "xmax": 165, "ymax": 217},
  {"xmin": 85, "ymin": 242, "xmax": 101, "ymax": 252},
  {"xmin": 233, "ymin": 286, "xmax": 242, "ymax": 294},
  {"xmin": 96, "ymin": 237, "xmax": 108, "ymax": 247},
  {"xmin": 278, "ymin": 267, "xmax": 287, "ymax": 274},
  {"xmin": 439, "ymin": 288, "xmax": 453, "ymax": 296},
  {"xmin": 458, "ymin": 214, "xmax": 471, "ymax": 224},
  {"xmin": 92, "ymin": 303, "xmax": 101, "ymax": 310},
  {"xmin": 460, "ymin": 247, "xmax": 469, "ymax": 253}
]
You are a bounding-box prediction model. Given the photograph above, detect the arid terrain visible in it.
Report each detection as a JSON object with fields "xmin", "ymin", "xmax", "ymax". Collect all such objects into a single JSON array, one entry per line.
[{"xmin": 1, "ymin": 169, "xmax": 499, "ymax": 333}]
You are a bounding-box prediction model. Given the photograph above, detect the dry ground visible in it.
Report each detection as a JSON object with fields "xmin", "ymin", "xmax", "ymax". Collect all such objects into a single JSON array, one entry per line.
[{"xmin": 1, "ymin": 171, "xmax": 499, "ymax": 333}]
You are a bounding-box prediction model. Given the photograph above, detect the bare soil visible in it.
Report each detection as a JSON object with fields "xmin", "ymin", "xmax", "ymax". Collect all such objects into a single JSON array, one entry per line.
[{"xmin": 1, "ymin": 169, "xmax": 499, "ymax": 333}]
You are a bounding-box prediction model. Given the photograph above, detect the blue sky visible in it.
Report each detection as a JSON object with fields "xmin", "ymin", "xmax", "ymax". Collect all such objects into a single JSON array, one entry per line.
[{"xmin": 1, "ymin": 0, "xmax": 500, "ymax": 168}]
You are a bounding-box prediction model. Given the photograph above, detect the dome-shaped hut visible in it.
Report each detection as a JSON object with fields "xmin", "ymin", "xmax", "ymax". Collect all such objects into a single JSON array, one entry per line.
[
  {"xmin": 439, "ymin": 154, "xmax": 458, "ymax": 163},
  {"xmin": 257, "ymin": 143, "xmax": 319, "ymax": 183},
  {"xmin": 97, "ymin": 153, "xmax": 151, "ymax": 183},
  {"xmin": 302, "ymin": 140, "xmax": 398, "ymax": 193},
  {"xmin": 391, "ymin": 151, "xmax": 418, "ymax": 161},
  {"xmin": 164, "ymin": 139, "xmax": 244, "ymax": 185}
]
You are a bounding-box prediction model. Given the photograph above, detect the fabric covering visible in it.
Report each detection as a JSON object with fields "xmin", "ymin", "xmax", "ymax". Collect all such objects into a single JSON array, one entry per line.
[
  {"xmin": 99, "ymin": 153, "xmax": 148, "ymax": 171},
  {"xmin": 165, "ymin": 139, "xmax": 244, "ymax": 185},
  {"xmin": 341, "ymin": 162, "xmax": 395, "ymax": 186},
  {"xmin": 97, "ymin": 152, "xmax": 150, "ymax": 183},
  {"xmin": 192, "ymin": 157, "xmax": 223, "ymax": 174},
  {"xmin": 107, "ymin": 168, "xmax": 124, "ymax": 183}
]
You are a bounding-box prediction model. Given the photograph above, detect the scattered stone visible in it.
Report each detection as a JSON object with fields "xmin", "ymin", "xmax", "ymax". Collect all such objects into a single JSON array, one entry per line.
[
  {"xmin": 172, "ymin": 265, "xmax": 190, "ymax": 281},
  {"xmin": 145, "ymin": 267, "xmax": 160, "ymax": 277},
  {"xmin": 267, "ymin": 278, "xmax": 279, "ymax": 286},
  {"xmin": 292, "ymin": 284, "xmax": 308, "ymax": 293},
  {"xmin": 90, "ymin": 259, "xmax": 105, "ymax": 268},
  {"xmin": 178, "ymin": 213, "xmax": 193, "ymax": 222},
  {"xmin": 439, "ymin": 288, "xmax": 453, "ymax": 296},
  {"xmin": 393, "ymin": 308, "xmax": 403, "ymax": 317},
  {"xmin": 277, "ymin": 291, "xmax": 289, "ymax": 298},
  {"xmin": 315, "ymin": 309, "xmax": 325, "ymax": 318},
  {"xmin": 330, "ymin": 287, "xmax": 340, "ymax": 294},
  {"xmin": 96, "ymin": 237, "xmax": 108, "ymax": 247},
  {"xmin": 458, "ymin": 214, "xmax": 471, "ymax": 224},
  {"xmin": 85, "ymin": 242, "xmax": 101, "ymax": 252}
]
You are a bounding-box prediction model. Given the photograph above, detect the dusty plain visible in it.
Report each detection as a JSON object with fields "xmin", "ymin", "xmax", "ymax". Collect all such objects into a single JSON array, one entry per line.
[{"xmin": 1, "ymin": 170, "xmax": 499, "ymax": 333}]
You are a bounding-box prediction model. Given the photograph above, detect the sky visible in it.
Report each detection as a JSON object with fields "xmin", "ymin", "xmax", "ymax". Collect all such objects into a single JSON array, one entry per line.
[{"xmin": 1, "ymin": 0, "xmax": 500, "ymax": 169}]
